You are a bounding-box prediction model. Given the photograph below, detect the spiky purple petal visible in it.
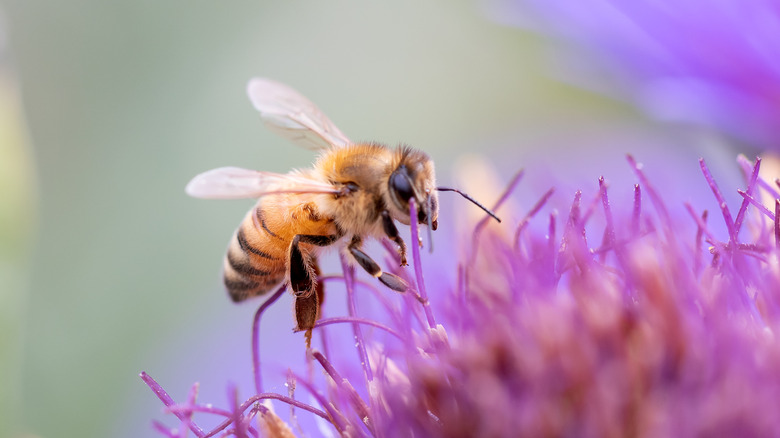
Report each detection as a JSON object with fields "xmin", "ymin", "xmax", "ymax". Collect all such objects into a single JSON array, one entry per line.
[{"xmin": 144, "ymin": 155, "xmax": 780, "ymax": 437}]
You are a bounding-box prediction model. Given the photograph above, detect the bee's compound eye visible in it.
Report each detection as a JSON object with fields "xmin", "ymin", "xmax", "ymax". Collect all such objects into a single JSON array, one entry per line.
[{"xmin": 390, "ymin": 169, "xmax": 414, "ymax": 203}]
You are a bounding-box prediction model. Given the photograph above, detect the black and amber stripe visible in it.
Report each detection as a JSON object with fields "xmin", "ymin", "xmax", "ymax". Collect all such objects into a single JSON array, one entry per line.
[
  {"xmin": 223, "ymin": 223, "xmax": 285, "ymax": 302},
  {"xmin": 252, "ymin": 208, "xmax": 283, "ymax": 241},
  {"xmin": 236, "ymin": 228, "xmax": 277, "ymax": 260},
  {"xmin": 226, "ymin": 248, "xmax": 272, "ymax": 276}
]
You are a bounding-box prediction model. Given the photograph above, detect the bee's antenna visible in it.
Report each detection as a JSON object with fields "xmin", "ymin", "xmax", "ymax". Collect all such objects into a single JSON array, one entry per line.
[{"xmin": 436, "ymin": 187, "xmax": 502, "ymax": 223}]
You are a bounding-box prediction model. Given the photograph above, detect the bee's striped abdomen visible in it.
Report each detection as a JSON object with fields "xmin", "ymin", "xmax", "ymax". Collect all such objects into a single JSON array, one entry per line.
[
  {"xmin": 223, "ymin": 199, "xmax": 339, "ymax": 303},
  {"xmin": 223, "ymin": 209, "xmax": 287, "ymax": 302}
]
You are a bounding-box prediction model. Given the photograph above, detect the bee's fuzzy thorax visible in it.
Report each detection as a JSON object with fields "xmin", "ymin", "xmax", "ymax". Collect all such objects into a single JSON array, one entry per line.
[{"xmin": 309, "ymin": 143, "xmax": 436, "ymax": 236}]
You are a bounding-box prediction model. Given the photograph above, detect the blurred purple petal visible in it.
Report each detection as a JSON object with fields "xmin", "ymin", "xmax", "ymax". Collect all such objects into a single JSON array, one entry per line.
[{"xmin": 488, "ymin": 0, "xmax": 780, "ymax": 150}]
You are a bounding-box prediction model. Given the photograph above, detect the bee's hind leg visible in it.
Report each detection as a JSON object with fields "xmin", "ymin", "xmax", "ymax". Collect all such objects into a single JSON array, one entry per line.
[
  {"xmin": 294, "ymin": 290, "xmax": 318, "ymax": 346},
  {"xmin": 289, "ymin": 234, "xmax": 338, "ymax": 333},
  {"xmin": 289, "ymin": 233, "xmax": 340, "ymax": 296},
  {"xmin": 348, "ymin": 236, "xmax": 409, "ymax": 292},
  {"xmin": 381, "ymin": 211, "xmax": 407, "ymax": 266},
  {"xmin": 289, "ymin": 235, "xmax": 314, "ymax": 299}
]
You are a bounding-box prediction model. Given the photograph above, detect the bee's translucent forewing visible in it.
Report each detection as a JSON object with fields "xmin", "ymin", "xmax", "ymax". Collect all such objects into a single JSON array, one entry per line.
[
  {"xmin": 186, "ymin": 166, "xmax": 338, "ymax": 199},
  {"xmin": 247, "ymin": 78, "xmax": 351, "ymax": 150}
]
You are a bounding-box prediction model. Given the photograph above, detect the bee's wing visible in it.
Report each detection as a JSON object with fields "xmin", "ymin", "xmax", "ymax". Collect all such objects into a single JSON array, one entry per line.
[
  {"xmin": 186, "ymin": 166, "xmax": 338, "ymax": 199},
  {"xmin": 247, "ymin": 78, "xmax": 351, "ymax": 150}
]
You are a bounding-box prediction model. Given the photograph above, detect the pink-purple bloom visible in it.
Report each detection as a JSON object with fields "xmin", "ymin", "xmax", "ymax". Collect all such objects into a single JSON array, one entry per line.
[
  {"xmin": 490, "ymin": 0, "xmax": 780, "ymax": 150},
  {"xmin": 143, "ymin": 154, "xmax": 780, "ymax": 437}
]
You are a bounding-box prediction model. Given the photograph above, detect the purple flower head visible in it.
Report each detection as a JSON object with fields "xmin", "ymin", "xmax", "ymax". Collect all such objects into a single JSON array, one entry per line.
[
  {"xmin": 143, "ymin": 155, "xmax": 780, "ymax": 437},
  {"xmin": 490, "ymin": 0, "xmax": 780, "ymax": 150}
]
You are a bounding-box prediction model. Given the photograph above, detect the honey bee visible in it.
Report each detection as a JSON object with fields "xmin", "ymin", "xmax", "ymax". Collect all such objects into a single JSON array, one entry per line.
[{"xmin": 186, "ymin": 78, "xmax": 499, "ymax": 333}]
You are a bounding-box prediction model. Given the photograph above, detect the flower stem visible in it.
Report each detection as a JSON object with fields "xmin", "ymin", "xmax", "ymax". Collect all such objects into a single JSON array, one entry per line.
[
  {"xmin": 627, "ymin": 154, "xmax": 673, "ymax": 236},
  {"xmin": 312, "ymin": 351, "xmax": 373, "ymax": 433},
  {"xmin": 178, "ymin": 382, "xmax": 200, "ymax": 438},
  {"xmin": 140, "ymin": 372, "xmax": 206, "ymax": 438},
  {"xmin": 469, "ymin": 169, "xmax": 524, "ymax": 265},
  {"xmin": 290, "ymin": 372, "xmax": 347, "ymax": 433},
  {"xmin": 699, "ymin": 158, "xmax": 738, "ymax": 246},
  {"xmin": 340, "ymin": 254, "xmax": 374, "ymax": 382},
  {"xmin": 513, "ymin": 186, "xmax": 555, "ymax": 252},
  {"xmin": 314, "ymin": 316, "xmax": 404, "ymax": 341},
  {"xmin": 408, "ymin": 198, "xmax": 436, "ymax": 330},
  {"xmin": 734, "ymin": 157, "xmax": 761, "ymax": 235},
  {"xmin": 776, "ymin": 200, "xmax": 780, "ymax": 249},
  {"xmin": 632, "ymin": 184, "xmax": 642, "ymax": 236},
  {"xmin": 200, "ymin": 391, "xmax": 332, "ymax": 438},
  {"xmin": 252, "ymin": 285, "xmax": 286, "ymax": 395}
]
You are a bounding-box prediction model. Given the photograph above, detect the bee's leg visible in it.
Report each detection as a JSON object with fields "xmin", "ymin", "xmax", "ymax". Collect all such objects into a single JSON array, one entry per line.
[
  {"xmin": 292, "ymin": 258, "xmax": 326, "ymax": 337},
  {"xmin": 294, "ymin": 290, "xmax": 318, "ymax": 346},
  {"xmin": 381, "ymin": 211, "xmax": 408, "ymax": 266},
  {"xmin": 289, "ymin": 234, "xmax": 339, "ymax": 333},
  {"xmin": 348, "ymin": 236, "xmax": 409, "ymax": 292},
  {"xmin": 289, "ymin": 233, "xmax": 340, "ymax": 297},
  {"xmin": 289, "ymin": 235, "xmax": 314, "ymax": 298}
]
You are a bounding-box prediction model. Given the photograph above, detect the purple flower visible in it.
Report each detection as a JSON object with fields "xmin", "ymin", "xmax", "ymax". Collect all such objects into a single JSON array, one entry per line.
[
  {"xmin": 143, "ymin": 154, "xmax": 780, "ymax": 437},
  {"xmin": 489, "ymin": 0, "xmax": 780, "ymax": 150}
]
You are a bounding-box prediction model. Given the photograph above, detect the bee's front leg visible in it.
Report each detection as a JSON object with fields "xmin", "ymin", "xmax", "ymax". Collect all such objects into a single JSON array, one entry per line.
[
  {"xmin": 348, "ymin": 236, "xmax": 409, "ymax": 292},
  {"xmin": 381, "ymin": 211, "xmax": 407, "ymax": 266}
]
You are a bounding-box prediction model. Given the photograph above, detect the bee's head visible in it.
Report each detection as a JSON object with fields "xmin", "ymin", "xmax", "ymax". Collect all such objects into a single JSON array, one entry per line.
[{"xmin": 386, "ymin": 149, "xmax": 438, "ymax": 230}]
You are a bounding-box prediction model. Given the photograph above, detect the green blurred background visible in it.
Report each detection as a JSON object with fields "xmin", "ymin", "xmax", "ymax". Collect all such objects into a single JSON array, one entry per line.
[{"xmin": 0, "ymin": 1, "xmax": 710, "ymax": 437}]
